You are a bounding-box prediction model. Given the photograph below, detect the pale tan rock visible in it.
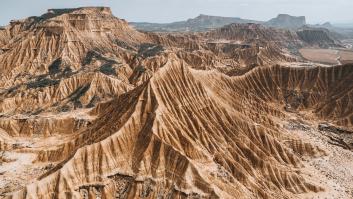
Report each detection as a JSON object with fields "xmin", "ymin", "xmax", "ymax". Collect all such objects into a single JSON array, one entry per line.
[{"xmin": 0, "ymin": 7, "xmax": 352, "ymax": 199}]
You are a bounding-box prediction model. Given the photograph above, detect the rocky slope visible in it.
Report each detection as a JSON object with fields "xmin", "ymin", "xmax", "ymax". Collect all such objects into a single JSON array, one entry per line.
[
  {"xmin": 3, "ymin": 59, "xmax": 353, "ymax": 199},
  {"xmin": 0, "ymin": 7, "xmax": 150, "ymax": 116},
  {"xmin": 265, "ymin": 14, "xmax": 306, "ymax": 29},
  {"xmin": 296, "ymin": 27, "xmax": 343, "ymax": 48},
  {"xmin": 0, "ymin": 7, "xmax": 353, "ymax": 199},
  {"xmin": 132, "ymin": 15, "xmax": 342, "ymax": 50},
  {"xmin": 0, "ymin": 11, "xmax": 303, "ymax": 118}
]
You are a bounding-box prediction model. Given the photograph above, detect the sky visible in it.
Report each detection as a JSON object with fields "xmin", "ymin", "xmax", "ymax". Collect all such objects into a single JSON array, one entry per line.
[{"xmin": 0, "ymin": 0, "xmax": 353, "ymax": 26}]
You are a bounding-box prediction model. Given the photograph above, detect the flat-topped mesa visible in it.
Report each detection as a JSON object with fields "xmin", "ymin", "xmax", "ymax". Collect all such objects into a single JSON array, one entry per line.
[
  {"xmin": 37, "ymin": 7, "xmax": 130, "ymax": 33},
  {"xmin": 2, "ymin": 7, "xmax": 125, "ymax": 35},
  {"xmin": 47, "ymin": 7, "xmax": 113, "ymax": 16},
  {"xmin": 0, "ymin": 6, "xmax": 146, "ymax": 76}
]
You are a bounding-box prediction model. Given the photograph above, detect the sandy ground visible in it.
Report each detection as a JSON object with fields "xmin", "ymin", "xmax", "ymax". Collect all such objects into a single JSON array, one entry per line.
[
  {"xmin": 282, "ymin": 113, "xmax": 353, "ymax": 199},
  {"xmin": 339, "ymin": 50, "xmax": 353, "ymax": 64},
  {"xmin": 0, "ymin": 138, "xmax": 57, "ymax": 197},
  {"xmin": 299, "ymin": 48, "xmax": 353, "ymax": 65},
  {"xmin": 0, "ymin": 152, "xmax": 38, "ymax": 193},
  {"xmin": 299, "ymin": 48, "xmax": 340, "ymax": 65},
  {"xmin": 0, "ymin": 109, "xmax": 93, "ymax": 197}
]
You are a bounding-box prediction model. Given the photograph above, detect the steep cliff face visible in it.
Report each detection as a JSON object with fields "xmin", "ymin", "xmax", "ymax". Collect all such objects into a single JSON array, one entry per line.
[
  {"xmin": 296, "ymin": 27, "xmax": 342, "ymax": 48},
  {"xmin": 205, "ymin": 23, "xmax": 303, "ymax": 48}
]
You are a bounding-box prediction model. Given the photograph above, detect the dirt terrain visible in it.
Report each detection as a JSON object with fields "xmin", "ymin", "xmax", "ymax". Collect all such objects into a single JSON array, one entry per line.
[
  {"xmin": 0, "ymin": 7, "xmax": 353, "ymax": 199},
  {"xmin": 299, "ymin": 48, "xmax": 353, "ymax": 65},
  {"xmin": 299, "ymin": 48, "xmax": 341, "ymax": 64},
  {"xmin": 279, "ymin": 114, "xmax": 353, "ymax": 199},
  {"xmin": 339, "ymin": 50, "xmax": 353, "ymax": 64}
]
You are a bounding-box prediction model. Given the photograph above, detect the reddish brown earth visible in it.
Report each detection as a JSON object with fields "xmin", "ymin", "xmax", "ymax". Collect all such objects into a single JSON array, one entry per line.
[{"xmin": 0, "ymin": 7, "xmax": 352, "ymax": 199}]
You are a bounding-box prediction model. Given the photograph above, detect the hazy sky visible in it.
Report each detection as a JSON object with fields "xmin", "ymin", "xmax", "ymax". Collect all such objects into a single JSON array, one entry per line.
[{"xmin": 1, "ymin": 0, "xmax": 353, "ymax": 25}]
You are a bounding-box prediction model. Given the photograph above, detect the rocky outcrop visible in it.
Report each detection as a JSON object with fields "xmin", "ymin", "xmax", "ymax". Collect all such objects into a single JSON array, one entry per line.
[
  {"xmin": 1, "ymin": 7, "xmax": 353, "ymax": 199},
  {"xmin": 296, "ymin": 27, "xmax": 343, "ymax": 48},
  {"xmin": 318, "ymin": 123, "xmax": 353, "ymax": 150},
  {"xmin": 265, "ymin": 14, "xmax": 306, "ymax": 29}
]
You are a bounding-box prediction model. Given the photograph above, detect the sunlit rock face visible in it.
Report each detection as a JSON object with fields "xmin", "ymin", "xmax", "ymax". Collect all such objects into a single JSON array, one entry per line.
[{"xmin": 0, "ymin": 7, "xmax": 353, "ymax": 199}]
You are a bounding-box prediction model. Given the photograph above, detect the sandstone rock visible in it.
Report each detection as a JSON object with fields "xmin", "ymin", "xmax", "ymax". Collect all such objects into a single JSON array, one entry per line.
[{"xmin": 0, "ymin": 7, "xmax": 352, "ymax": 199}]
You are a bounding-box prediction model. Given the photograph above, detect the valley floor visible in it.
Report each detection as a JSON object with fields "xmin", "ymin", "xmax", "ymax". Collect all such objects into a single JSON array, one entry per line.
[
  {"xmin": 0, "ymin": 135, "xmax": 65, "ymax": 196},
  {"xmin": 280, "ymin": 113, "xmax": 353, "ymax": 199},
  {"xmin": 299, "ymin": 48, "xmax": 353, "ymax": 65}
]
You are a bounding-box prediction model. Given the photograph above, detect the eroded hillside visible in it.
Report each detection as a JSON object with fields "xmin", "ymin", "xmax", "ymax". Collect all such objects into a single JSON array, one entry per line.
[{"xmin": 0, "ymin": 7, "xmax": 352, "ymax": 199}]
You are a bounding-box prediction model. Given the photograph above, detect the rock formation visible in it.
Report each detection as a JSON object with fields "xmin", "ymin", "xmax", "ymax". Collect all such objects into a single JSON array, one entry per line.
[
  {"xmin": 0, "ymin": 7, "xmax": 353, "ymax": 199},
  {"xmin": 265, "ymin": 14, "xmax": 306, "ymax": 29},
  {"xmin": 296, "ymin": 27, "xmax": 343, "ymax": 48}
]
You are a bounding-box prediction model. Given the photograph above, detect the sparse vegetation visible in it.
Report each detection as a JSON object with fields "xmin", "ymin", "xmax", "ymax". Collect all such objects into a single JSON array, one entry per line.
[
  {"xmin": 27, "ymin": 78, "xmax": 60, "ymax": 89},
  {"xmin": 2, "ymin": 85, "xmax": 20, "ymax": 96},
  {"xmin": 83, "ymin": 50, "xmax": 118, "ymax": 66},
  {"xmin": 2, "ymin": 6, "xmax": 353, "ymax": 199},
  {"xmin": 48, "ymin": 58, "xmax": 62, "ymax": 75},
  {"xmin": 99, "ymin": 64, "xmax": 116, "ymax": 76},
  {"xmin": 66, "ymin": 84, "xmax": 91, "ymax": 109},
  {"xmin": 87, "ymin": 95, "xmax": 101, "ymax": 108},
  {"xmin": 0, "ymin": 151, "xmax": 5, "ymax": 165},
  {"xmin": 115, "ymin": 39, "xmax": 136, "ymax": 51},
  {"xmin": 138, "ymin": 43, "xmax": 164, "ymax": 58},
  {"xmin": 58, "ymin": 105, "xmax": 70, "ymax": 112},
  {"xmin": 59, "ymin": 66, "xmax": 73, "ymax": 78},
  {"xmin": 136, "ymin": 65, "xmax": 146, "ymax": 73}
]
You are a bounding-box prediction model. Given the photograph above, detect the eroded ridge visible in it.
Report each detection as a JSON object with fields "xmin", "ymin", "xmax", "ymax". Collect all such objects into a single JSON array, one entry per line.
[
  {"xmin": 0, "ymin": 7, "xmax": 353, "ymax": 199},
  {"xmin": 4, "ymin": 60, "xmax": 352, "ymax": 199}
]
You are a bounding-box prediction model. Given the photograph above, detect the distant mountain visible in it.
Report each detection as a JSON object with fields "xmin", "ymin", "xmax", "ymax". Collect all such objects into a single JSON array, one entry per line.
[
  {"xmin": 132, "ymin": 14, "xmax": 309, "ymax": 32},
  {"xmin": 131, "ymin": 14, "xmax": 261, "ymax": 32},
  {"xmin": 130, "ymin": 14, "xmax": 353, "ymax": 38},
  {"xmin": 321, "ymin": 22, "xmax": 333, "ymax": 28},
  {"xmin": 296, "ymin": 26, "xmax": 343, "ymax": 48},
  {"xmin": 265, "ymin": 14, "xmax": 306, "ymax": 29},
  {"xmin": 310, "ymin": 23, "xmax": 353, "ymax": 39},
  {"xmin": 131, "ymin": 13, "xmax": 353, "ymax": 41}
]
